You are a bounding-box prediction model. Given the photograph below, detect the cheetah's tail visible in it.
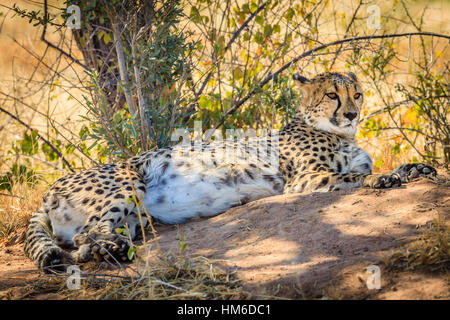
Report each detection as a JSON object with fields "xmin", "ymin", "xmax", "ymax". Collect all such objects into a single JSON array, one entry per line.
[{"xmin": 24, "ymin": 208, "xmax": 73, "ymax": 273}]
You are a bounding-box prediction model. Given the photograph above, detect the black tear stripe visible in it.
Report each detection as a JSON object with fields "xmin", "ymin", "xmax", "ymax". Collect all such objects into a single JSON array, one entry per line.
[
  {"xmin": 334, "ymin": 96, "xmax": 342, "ymax": 115},
  {"xmin": 333, "ymin": 96, "xmax": 342, "ymax": 116}
]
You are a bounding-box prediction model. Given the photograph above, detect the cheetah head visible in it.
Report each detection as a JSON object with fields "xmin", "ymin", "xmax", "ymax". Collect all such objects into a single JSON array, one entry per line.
[{"xmin": 293, "ymin": 72, "xmax": 363, "ymax": 140}]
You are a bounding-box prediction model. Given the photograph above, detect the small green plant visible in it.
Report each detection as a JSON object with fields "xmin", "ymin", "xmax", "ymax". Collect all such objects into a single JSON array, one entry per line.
[{"xmin": 0, "ymin": 163, "xmax": 39, "ymax": 193}]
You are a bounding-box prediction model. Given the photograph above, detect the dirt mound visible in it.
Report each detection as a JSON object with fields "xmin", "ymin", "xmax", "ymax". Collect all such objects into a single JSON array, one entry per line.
[
  {"xmin": 0, "ymin": 171, "xmax": 448, "ymax": 299},
  {"xmin": 144, "ymin": 172, "xmax": 449, "ymax": 299}
]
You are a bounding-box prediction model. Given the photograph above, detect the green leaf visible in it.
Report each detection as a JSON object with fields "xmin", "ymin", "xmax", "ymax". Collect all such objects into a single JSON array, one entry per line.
[
  {"xmin": 103, "ymin": 33, "xmax": 112, "ymax": 45},
  {"xmin": 255, "ymin": 15, "xmax": 264, "ymax": 25},
  {"xmin": 127, "ymin": 246, "xmax": 138, "ymax": 260},
  {"xmin": 263, "ymin": 24, "xmax": 272, "ymax": 37},
  {"xmin": 284, "ymin": 8, "xmax": 295, "ymax": 21}
]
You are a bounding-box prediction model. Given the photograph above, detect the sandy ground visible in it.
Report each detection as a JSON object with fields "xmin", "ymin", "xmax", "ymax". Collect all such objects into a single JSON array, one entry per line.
[{"xmin": 0, "ymin": 171, "xmax": 448, "ymax": 300}]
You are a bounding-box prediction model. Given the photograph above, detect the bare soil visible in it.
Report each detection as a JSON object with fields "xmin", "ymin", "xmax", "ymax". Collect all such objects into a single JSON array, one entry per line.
[{"xmin": 1, "ymin": 171, "xmax": 448, "ymax": 300}]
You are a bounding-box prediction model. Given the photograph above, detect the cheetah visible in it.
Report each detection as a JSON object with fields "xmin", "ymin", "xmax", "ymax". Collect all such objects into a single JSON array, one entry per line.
[{"xmin": 24, "ymin": 72, "xmax": 437, "ymax": 272}]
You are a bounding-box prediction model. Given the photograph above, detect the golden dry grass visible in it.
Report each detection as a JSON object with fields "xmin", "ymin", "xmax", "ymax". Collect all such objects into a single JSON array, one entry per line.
[
  {"xmin": 0, "ymin": 182, "xmax": 46, "ymax": 242},
  {"xmin": 383, "ymin": 212, "xmax": 450, "ymax": 273},
  {"xmin": 2, "ymin": 253, "xmax": 249, "ymax": 300},
  {"xmin": 89, "ymin": 255, "xmax": 248, "ymax": 300}
]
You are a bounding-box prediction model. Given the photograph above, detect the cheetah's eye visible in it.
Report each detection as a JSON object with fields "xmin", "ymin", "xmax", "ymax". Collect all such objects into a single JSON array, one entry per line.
[
  {"xmin": 354, "ymin": 93, "xmax": 362, "ymax": 100},
  {"xmin": 325, "ymin": 93, "xmax": 338, "ymax": 100}
]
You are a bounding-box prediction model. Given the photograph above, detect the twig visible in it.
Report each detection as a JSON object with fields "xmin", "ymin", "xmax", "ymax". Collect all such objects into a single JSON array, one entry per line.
[
  {"xmin": 359, "ymin": 99, "xmax": 413, "ymax": 123},
  {"xmin": 360, "ymin": 95, "xmax": 450, "ymax": 123},
  {"xmin": 0, "ymin": 105, "xmax": 75, "ymax": 173},
  {"xmin": 0, "ymin": 193, "xmax": 25, "ymax": 200},
  {"xmin": 41, "ymin": 0, "xmax": 90, "ymax": 71},
  {"xmin": 329, "ymin": 0, "xmax": 363, "ymax": 69},
  {"xmin": 184, "ymin": 1, "xmax": 268, "ymax": 118},
  {"xmin": 211, "ymin": 31, "xmax": 450, "ymax": 131},
  {"xmin": 367, "ymin": 127, "xmax": 440, "ymax": 141},
  {"xmin": 0, "ymin": 154, "xmax": 69, "ymax": 173}
]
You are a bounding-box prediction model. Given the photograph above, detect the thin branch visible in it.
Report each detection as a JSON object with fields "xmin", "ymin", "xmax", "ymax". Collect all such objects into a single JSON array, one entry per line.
[
  {"xmin": 0, "ymin": 90, "xmax": 98, "ymax": 166},
  {"xmin": 359, "ymin": 99, "xmax": 413, "ymax": 123},
  {"xmin": 211, "ymin": 31, "xmax": 450, "ymax": 131},
  {"xmin": 0, "ymin": 193, "xmax": 25, "ymax": 200},
  {"xmin": 360, "ymin": 95, "xmax": 450, "ymax": 123},
  {"xmin": 0, "ymin": 105, "xmax": 75, "ymax": 173},
  {"xmin": 329, "ymin": 0, "xmax": 363, "ymax": 69},
  {"xmin": 130, "ymin": 12, "xmax": 150, "ymax": 151},
  {"xmin": 367, "ymin": 127, "xmax": 439, "ymax": 141},
  {"xmin": 184, "ymin": 1, "xmax": 268, "ymax": 119},
  {"xmin": 0, "ymin": 154, "xmax": 70, "ymax": 173},
  {"xmin": 41, "ymin": 0, "xmax": 90, "ymax": 71}
]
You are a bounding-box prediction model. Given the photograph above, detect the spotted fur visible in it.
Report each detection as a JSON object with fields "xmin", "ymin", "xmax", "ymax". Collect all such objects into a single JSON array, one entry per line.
[{"xmin": 24, "ymin": 72, "xmax": 437, "ymax": 272}]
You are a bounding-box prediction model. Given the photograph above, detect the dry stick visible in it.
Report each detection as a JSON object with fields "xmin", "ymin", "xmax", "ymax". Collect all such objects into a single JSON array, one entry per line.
[
  {"xmin": 125, "ymin": 164, "xmax": 162, "ymax": 255},
  {"xmin": 0, "ymin": 193, "xmax": 25, "ymax": 200},
  {"xmin": 112, "ymin": 21, "xmax": 137, "ymax": 117},
  {"xmin": 359, "ymin": 95, "xmax": 450, "ymax": 123},
  {"xmin": 0, "ymin": 89, "xmax": 99, "ymax": 167},
  {"xmin": 328, "ymin": 0, "xmax": 363, "ymax": 69},
  {"xmin": 366, "ymin": 127, "xmax": 440, "ymax": 142},
  {"xmin": 211, "ymin": 31, "xmax": 450, "ymax": 132},
  {"xmin": 131, "ymin": 23, "xmax": 149, "ymax": 151},
  {"xmin": 359, "ymin": 99, "xmax": 413, "ymax": 123},
  {"xmin": 382, "ymin": 90, "xmax": 429, "ymax": 160},
  {"xmin": 0, "ymin": 153, "xmax": 69, "ymax": 173},
  {"xmin": 0, "ymin": 105, "xmax": 75, "ymax": 173}
]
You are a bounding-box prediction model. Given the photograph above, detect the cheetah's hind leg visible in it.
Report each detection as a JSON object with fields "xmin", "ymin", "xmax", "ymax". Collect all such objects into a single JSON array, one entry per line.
[{"xmin": 391, "ymin": 163, "xmax": 437, "ymax": 183}]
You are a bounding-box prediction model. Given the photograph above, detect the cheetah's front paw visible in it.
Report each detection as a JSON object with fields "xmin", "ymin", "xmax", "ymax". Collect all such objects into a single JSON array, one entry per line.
[
  {"xmin": 364, "ymin": 173, "xmax": 402, "ymax": 189},
  {"xmin": 391, "ymin": 163, "xmax": 437, "ymax": 183}
]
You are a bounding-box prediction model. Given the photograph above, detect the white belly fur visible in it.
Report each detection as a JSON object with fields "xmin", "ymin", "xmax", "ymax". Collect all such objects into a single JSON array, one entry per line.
[{"xmin": 142, "ymin": 148, "xmax": 282, "ymax": 224}]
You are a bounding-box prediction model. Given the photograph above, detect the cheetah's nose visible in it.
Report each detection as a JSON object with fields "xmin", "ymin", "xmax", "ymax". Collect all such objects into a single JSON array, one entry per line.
[{"xmin": 344, "ymin": 112, "xmax": 357, "ymax": 121}]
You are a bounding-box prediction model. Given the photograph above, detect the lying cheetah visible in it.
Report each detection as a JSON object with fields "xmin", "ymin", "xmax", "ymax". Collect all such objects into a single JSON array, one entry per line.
[{"xmin": 24, "ymin": 72, "xmax": 436, "ymax": 272}]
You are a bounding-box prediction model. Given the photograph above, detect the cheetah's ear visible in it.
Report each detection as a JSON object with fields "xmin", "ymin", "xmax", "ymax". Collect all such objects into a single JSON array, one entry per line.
[
  {"xmin": 293, "ymin": 73, "xmax": 313, "ymax": 107},
  {"xmin": 346, "ymin": 72, "xmax": 358, "ymax": 82},
  {"xmin": 292, "ymin": 73, "xmax": 310, "ymax": 84}
]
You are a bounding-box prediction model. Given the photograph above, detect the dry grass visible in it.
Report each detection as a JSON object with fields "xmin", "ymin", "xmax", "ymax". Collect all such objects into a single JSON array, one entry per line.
[
  {"xmin": 5, "ymin": 253, "xmax": 249, "ymax": 300},
  {"xmin": 87, "ymin": 254, "xmax": 249, "ymax": 300},
  {"xmin": 383, "ymin": 213, "xmax": 450, "ymax": 273},
  {"xmin": 0, "ymin": 183, "xmax": 46, "ymax": 242}
]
